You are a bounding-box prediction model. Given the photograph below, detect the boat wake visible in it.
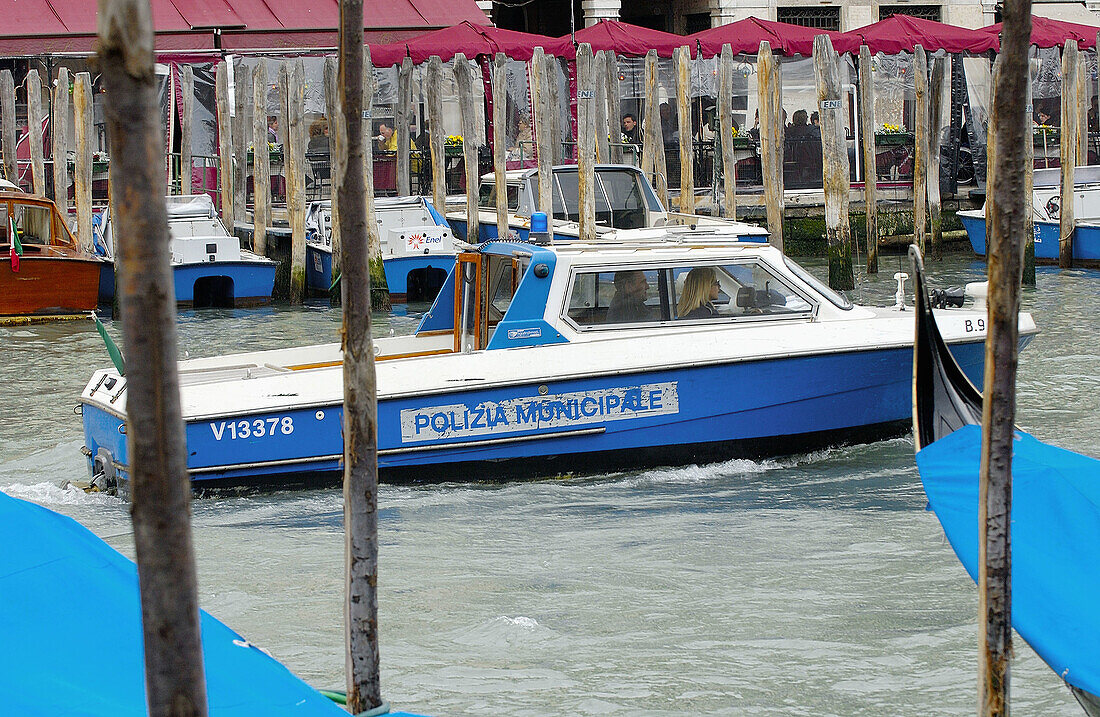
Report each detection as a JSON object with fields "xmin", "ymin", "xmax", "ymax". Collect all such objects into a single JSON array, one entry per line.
[
  {"xmin": 1, "ymin": 480, "xmax": 121, "ymax": 507},
  {"xmin": 448, "ymin": 615, "xmax": 556, "ymax": 649}
]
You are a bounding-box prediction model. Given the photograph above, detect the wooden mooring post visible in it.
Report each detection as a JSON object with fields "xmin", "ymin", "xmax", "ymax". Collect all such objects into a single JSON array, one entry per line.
[
  {"xmin": 858, "ymin": 45, "xmax": 878, "ymax": 273},
  {"xmin": 51, "ymin": 68, "xmax": 70, "ymax": 207},
  {"xmin": 0, "ymin": 70, "xmax": 15, "ymax": 184},
  {"xmin": 577, "ymin": 43, "xmax": 597, "ymax": 242},
  {"xmin": 285, "ymin": 60, "xmax": 307, "ymax": 303},
  {"xmin": 338, "ymin": 0, "xmax": 382, "ymax": 712},
  {"xmin": 675, "ymin": 46, "xmax": 694, "ymax": 215},
  {"xmin": 718, "ymin": 44, "xmax": 737, "ymax": 220},
  {"xmin": 363, "ymin": 49, "xmax": 389, "ymax": 309},
  {"xmin": 927, "ymin": 55, "xmax": 947, "ymax": 260},
  {"xmin": 491, "ymin": 53, "xmax": 509, "ymax": 239},
  {"xmin": 605, "ymin": 51, "xmax": 622, "ymax": 164},
  {"xmin": 454, "ymin": 53, "xmax": 481, "ymax": 244},
  {"xmin": 1059, "ymin": 40, "xmax": 1079, "ymax": 269},
  {"xmin": 324, "ymin": 56, "xmax": 344, "ymax": 302},
  {"xmin": 233, "ymin": 66, "xmax": 250, "ymax": 226},
  {"xmin": 97, "ymin": 1, "xmax": 208, "ymax": 714},
  {"xmin": 27, "ymin": 69, "xmax": 45, "ymax": 196},
  {"xmin": 396, "ymin": 57, "xmax": 413, "ymax": 197},
  {"xmin": 426, "ymin": 56, "xmax": 446, "ymax": 216},
  {"xmin": 758, "ymin": 41, "xmax": 784, "ymax": 250},
  {"xmin": 530, "ymin": 47, "xmax": 554, "ymax": 241},
  {"xmin": 1077, "ymin": 51, "xmax": 1088, "ymax": 166},
  {"xmin": 1023, "ymin": 57, "xmax": 1037, "ymax": 287},
  {"xmin": 216, "ymin": 62, "xmax": 233, "ymax": 223},
  {"xmin": 546, "ymin": 57, "xmax": 563, "ymax": 165},
  {"xmin": 179, "ymin": 65, "xmax": 193, "ymax": 195},
  {"xmin": 912, "ymin": 46, "xmax": 929, "ymax": 256},
  {"xmin": 594, "ymin": 50, "xmax": 610, "ymax": 164},
  {"xmin": 251, "ymin": 63, "xmax": 270, "ymax": 256},
  {"xmin": 642, "ymin": 50, "xmax": 669, "ymax": 210},
  {"xmin": 74, "ymin": 72, "xmax": 93, "ymax": 254},
  {"xmin": 814, "ymin": 35, "xmax": 853, "ymax": 291},
  {"xmin": 980, "ymin": 1, "xmax": 1030, "ymax": 715}
]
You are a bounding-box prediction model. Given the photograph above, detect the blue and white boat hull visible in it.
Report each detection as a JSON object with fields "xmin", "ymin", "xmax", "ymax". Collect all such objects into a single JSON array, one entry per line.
[
  {"xmin": 306, "ymin": 243, "xmax": 452, "ymax": 302},
  {"xmin": 959, "ymin": 210, "xmax": 1100, "ymax": 265},
  {"xmin": 173, "ymin": 259, "xmax": 278, "ymax": 306}
]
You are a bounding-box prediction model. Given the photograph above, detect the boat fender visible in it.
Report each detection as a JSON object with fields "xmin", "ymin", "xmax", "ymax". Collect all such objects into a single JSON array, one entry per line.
[{"xmin": 91, "ymin": 447, "xmax": 118, "ymax": 494}]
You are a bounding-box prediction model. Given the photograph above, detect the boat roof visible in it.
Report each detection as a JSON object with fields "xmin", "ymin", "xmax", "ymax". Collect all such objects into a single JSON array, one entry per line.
[
  {"xmin": 477, "ymin": 225, "xmax": 780, "ymax": 261},
  {"xmin": 478, "ymin": 163, "xmax": 648, "ymax": 184}
]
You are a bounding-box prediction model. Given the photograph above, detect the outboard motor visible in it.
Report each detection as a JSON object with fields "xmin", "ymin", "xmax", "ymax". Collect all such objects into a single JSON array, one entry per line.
[{"xmin": 529, "ymin": 212, "xmax": 550, "ymax": 245}]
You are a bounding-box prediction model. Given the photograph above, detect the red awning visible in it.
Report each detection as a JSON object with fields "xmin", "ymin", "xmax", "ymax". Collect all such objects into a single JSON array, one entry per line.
[
  {"xmin": 980, "ymin": 15, "xmax": 1100, "ymax": 51},
  {"xmin": 372, "ymin": 20, "xmax": 574, "ymax": 66},
  {"xmin": 0, "ymin": 0, "xmax": 489, "ymax": 56},
  {"xmin": 569, "ymin": 20, "xmax": 693, "ymax": 58},
  {"xmin": 849, "ymin": 14, "xmax": 999, "ymax": 55},
  {"xmin": 692, "ymin": 16, "xmax": 859, "ymax": 57}
]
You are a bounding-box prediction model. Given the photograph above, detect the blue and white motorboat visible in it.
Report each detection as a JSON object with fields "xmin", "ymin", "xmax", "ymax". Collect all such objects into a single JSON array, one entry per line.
[
  {"xmin": 96, "ymin": 194, "xmax": 278, "ymax": 307},
  {"xmin": 910, "ymin": 248, "xmax": 1100, "ymax": 716},
  {"xmin": 79, "ymin": 225, "xmax": 1037, "ymax": 492},
  {"xmin": 446, "ymin": 164, "xmax": 770, "ymax": 244},
  {"xmin": 958, "ymin": 166, "xmax": 1100, "ymax": 266},
  {"xmin": 305, "ymin": 195, "xmax": 455, "ymax": 302}
]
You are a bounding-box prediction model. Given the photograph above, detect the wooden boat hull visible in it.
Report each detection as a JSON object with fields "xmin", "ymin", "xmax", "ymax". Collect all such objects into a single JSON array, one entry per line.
[{"xmin": 0, "ymin": 256, "xmax": 100, "ymax": 316}]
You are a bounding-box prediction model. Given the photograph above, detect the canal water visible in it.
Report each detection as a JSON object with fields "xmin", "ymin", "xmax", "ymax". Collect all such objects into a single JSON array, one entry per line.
[{"xmin": 2, "ymin": 250, "xmax": 1097, "ymax": 716}]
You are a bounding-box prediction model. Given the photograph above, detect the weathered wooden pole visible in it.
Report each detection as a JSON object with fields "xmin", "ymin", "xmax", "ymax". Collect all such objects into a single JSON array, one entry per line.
[
  {"xmin": 675, "ymin": 46, "xmax": 694, "ymax": 215},
  {"xmin": 426, "ymin": 56, "xmax": 446, "ymax": 214},
  {"xmin": 980, "ymin": 0, "xmax": 1030, "ymax": 715},
  {"xmin": 179, "ymin": 65, "xmax": 193, "ymax": 195},
  {"xmin": 324, "ymin": 56, "xmax": 344, "ymax": 301},
  {"xmin": 251, "ymin": 63, "xmax": 270, "ymax": 255},
  {"xmin": 1059, "ymin": 40, "xmax": 1079, "ymax": 268},
  {"xmin": 286, "ymin": 60, "xmax": 307, "ymax": 303},
  {"xmin": 51, "ymin": 67, "xmax": 71, "ymax": 207},
  {"xmin": 338, "ymin": 0, "xmax": 382, "ymax": 711},
  {"xmin": 594, "ymin": 50, "xmax": 610, "ymax": 164},
  {"xmin": 363, "ymin": 49, "xmax": 389, "ymax": 309},
  {"xmin": 758, "ymin": 41, "xmax": 784, "ymax": 250},
  {"xmin": 531, "ymin": 47, "xmax": 554, "ymax": 240},
  {"xmin": 858, "ymin": 45, "xmax": 879, "ymax": 273},
  {"xmin": 1077, "ymin": 51, "xmax": 1088, "ymax": 165},
  {"xmin": 97, "ymin": 1, "xmax": 208, "ymax": 714},
  {"xmin": 0, "ymin": 70, "xmax": 15, "ymax": 184},
  {"xmin": 717, "ymin": 44, "xmax": 737, "ymax": 220},
  {"xmin": 642, "ymin": 50, "xmax": 669, "ymax": 210},
  {"xmin": 577, "ymin": 43, "xmax": 597, "ymax": 241},
  {"xmin": 546, "ymin": 56, "xmax": 562, "ymax": 165},
  {"xmin": 396, "ymin": 57, "xmax": 413, "ymax": 196},
  {"xmin": 491, "ymin": 53, "xmax": 509, "ymax": 239},
  {"xmin": 454, "ymin": 53, "xmax": 481, "ymax": 244},
  {"xmin": 912, "ymin": 45, "xmax": 929, "ymax": 255},
  {"xmin": 605, "ymin": 51, "xmax": 622, "ymax": 164},
  {"xmin": 233, "ymin": 66, "xmax": 250, "ymax": 226},
  {"xmin": 927, "ymin": 55, "xmax": 947, "ymax": 259},
  {"xmin": 74, "ymin": 72, "xmax": 94, "ymax": 254},
  {"xmin": 27, "ymin": 69, "xmax": 46, "ymax": 195},
  {"xmin": 216, "ymin": 61, "xmax": 233, "ymax": 221},
  {"xmin": 814, "ymin": 35, "xmax": 853, "ymax": 291},
  {"xmin": 1023, "ymin": 57, "xmax": 1037, "ymax": 287}
]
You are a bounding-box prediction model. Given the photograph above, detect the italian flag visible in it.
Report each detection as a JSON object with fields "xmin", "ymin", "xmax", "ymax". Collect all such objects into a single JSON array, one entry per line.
[{"xmin": 8, "ymin": 214, "xmax": 21, "ymax": 272}]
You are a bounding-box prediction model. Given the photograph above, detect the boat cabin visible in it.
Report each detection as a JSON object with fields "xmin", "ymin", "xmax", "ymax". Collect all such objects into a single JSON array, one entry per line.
[
  {"xmin": 476, "ymin": 165, "xmax": 667, "ymax": 230},
  {"xmin": 411, "ymin": 226, "xmax": 852, "ymax": 355},
  {"xmin": 0, "ymin": 192, "xmax": 83, "ymax": 256}
]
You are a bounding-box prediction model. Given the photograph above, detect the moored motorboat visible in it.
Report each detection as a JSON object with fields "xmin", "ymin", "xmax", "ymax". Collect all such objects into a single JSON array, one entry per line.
[
  {"xmin": 79, "ymin": 225, "xmax": 1036, "ymax": 493},
  {"xmin": 446, "ymin": 164, "xmax": 770, "ymax": 244},
  {"xmin": 1, "ymin": 191, "xmax": 101, "ymax": 318},
  {"xmin": 305, "ymin": 195, "xmax": 454, "ymax": 302},
  {"xmin": 910, "ymin": 247, "xmax": 1100, "ymax": 716},
  {"xmin": 959, "ymin": 166, "xmax": 1100, "ymax": 266},
  {"xmin": 97, "ymin": 194, "xmax": 278, "ymax": 308}
]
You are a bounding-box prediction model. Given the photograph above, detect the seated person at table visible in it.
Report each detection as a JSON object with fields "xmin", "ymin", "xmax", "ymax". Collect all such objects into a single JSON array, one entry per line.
[
  {"xmin": 677, "ymin": 267, "xmax": 720, "ymax": 320},
  {"xmin": 606, "ymin": 270, "xmax": 654, "ymax": 323},
  {"xmin": 307, "ymin": 118, "xmax": 330, "ymax": 156},
  {"xmin": 376, "ymin": 121, "xmax": 397, "ymax": 151}
]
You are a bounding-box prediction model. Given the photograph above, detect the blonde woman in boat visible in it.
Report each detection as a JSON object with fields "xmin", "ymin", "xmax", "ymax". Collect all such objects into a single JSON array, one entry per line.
[{"xmin": 678, "ymin": 266, "xmax": 720, "ymax": 319}]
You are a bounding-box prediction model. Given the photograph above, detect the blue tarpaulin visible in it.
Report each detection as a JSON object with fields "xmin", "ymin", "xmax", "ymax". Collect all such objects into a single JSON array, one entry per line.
[
  {"xmin": 0, "ymin": 491, "xmax": 419, "ymax": 716},
  {"xmin": 916, "ymin": 425, "xmax": 1100, "ymax": 696}
]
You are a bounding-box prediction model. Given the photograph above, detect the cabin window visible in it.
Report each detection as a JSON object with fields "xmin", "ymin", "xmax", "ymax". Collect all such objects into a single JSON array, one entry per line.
[
  {"xmin": 486, "ymin": 254, "xmax": 523, "ymax": 325},
  {"xmin": 553, "ymin": 171, "xmax": 579, "ymax": 222},
  {"xmin": 566, "ymin": 268, "xmax": 669, "ymax": 326},
  {"xmin": 598, "ymin": 171, "xmax": 648, "ymax": 229},
  {"xmin": 15, "ymin": 204, "xmax": 52, "ymax": 245},
  {"xmin": 479, "ymin": 182, "xmax": 521, "ymax": 211}
]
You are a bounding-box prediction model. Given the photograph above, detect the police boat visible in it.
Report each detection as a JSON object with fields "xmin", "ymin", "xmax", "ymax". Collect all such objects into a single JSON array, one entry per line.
[{"xmin": 79, "ymin": 222, "xmax": 1037, "ymax": 493}]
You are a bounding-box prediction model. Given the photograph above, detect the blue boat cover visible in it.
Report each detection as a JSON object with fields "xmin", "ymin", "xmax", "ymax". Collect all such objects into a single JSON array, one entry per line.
[
  {"xmin": 0, "ymin": 491, "xmax": 419, "ymax": 716},
  {"xmin": 916, "ymin": 425, "xmax": 1100, "ymax": 696}
]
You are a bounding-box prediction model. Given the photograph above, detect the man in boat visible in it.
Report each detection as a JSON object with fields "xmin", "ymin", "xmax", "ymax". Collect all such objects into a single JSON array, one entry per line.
[{"xmin": 607, "ymin": 270, "xmax": 653, "ymax": 323}]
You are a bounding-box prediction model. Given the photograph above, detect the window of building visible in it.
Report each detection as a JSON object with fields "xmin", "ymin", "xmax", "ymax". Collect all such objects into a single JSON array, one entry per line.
[
  {"xmin": 879, "ymin": 5, "xmax": 942, "ymax": 21},
  {"xmin": 776, "ymin": 7, "xmax": 841, "ymax": 31},
  {"xmin": 684, "ymin": 12, "xmax": 711, "ymax": 35}
]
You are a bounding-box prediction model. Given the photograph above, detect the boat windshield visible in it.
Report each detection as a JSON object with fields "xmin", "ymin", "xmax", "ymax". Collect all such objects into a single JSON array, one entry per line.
[
  {"xmin": 478, "ymin": 182, "xmax": 521, "ymax": 211},
  {"xmin": 782, "ymin": 256, "xmax": 853, "ymax": 310},
  {"xmin": 15, "ymin": 203, "xmax": 54, "ymax": 246}
]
